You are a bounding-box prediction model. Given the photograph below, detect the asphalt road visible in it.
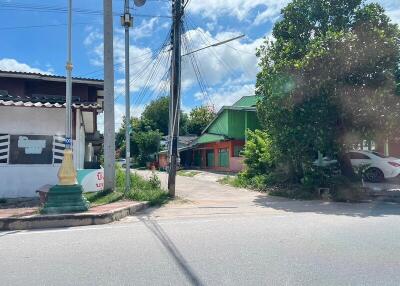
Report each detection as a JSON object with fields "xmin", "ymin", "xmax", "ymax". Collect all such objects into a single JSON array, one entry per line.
[{"xmin": 1, "ymin": 172, "xmax": 400, "ymax": 286}]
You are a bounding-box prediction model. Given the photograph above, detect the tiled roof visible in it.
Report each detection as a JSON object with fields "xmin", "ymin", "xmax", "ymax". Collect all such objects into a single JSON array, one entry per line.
[{"xmin": 0, "ymin": 93, "xmax": 101, "ymax": 109}]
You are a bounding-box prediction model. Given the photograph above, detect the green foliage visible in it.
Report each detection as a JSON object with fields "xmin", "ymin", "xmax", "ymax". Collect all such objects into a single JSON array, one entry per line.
[
  {"xmin": 177, "ymin": 170, "xmax": 200, "ymax": 177},
  {"xmin": 186, "ymin": 106, "xmax": 216, "ymax": 135},
  {"xmin": 256, "ymin": 0, "xmax": 400, "ymax": 187},
  {"xmin": 242, "ymin": 130, "xmax": 276, "ymax": 176},
  {"xmin": 217, "ymin": 175, "xmax": 247, "ymax": 188},
  {"xmin": 329, "ymin": 176, "xmax": 366, "ymax": 202},
  {"xmin": 115, "ymin": 166, "xmax": 169, "ymax": 206},
  {"xmin": 116, "ymin": 97, "xmax": 190, "ymax": 162},
  {"xmin": 84, "ymin": 190, "xmax": 124, "ymax": 206},
  {"xmin": 132, "ymin": 130, "xmax": 162, "ymax": 166},
  {"xmin": 141, "ymin": 97, "xmax": 170, "ymax": 135},
  {"xmin": 141, "ymin": 96, "xmax": 188, "ymax": 136}
]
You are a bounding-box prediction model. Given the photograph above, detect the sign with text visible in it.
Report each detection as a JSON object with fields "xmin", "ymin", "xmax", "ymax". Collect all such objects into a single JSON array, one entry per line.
[
  {"xmin": 77, "ymin": 169, "xmax": 104, "ymax": 192},
  {"xmin": 9, "ymin": 135, "xmax": 53, "ymax": 164}
]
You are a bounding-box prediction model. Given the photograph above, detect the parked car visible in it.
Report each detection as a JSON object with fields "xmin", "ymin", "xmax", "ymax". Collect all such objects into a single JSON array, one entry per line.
[
  {"xmin": 314, "ymin": 150, "xmax": 400, "ymax": 183},
  {"xmin": 116, "ymin": 158, "xmax": 126, "ymax": 168}
]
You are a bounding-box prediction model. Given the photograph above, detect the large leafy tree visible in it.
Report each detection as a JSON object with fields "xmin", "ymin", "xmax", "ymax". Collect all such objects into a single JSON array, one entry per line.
[
  {"xmin": 186, "ymin": 106, "xmax": 216, "ymax": 135},
  {"xmin": 256, "ymin": 0, "xmax": 400, "ymax": 180},
  {"xmin": 141, "ymin": 96, "xmax": 188, "ymax": 135}
]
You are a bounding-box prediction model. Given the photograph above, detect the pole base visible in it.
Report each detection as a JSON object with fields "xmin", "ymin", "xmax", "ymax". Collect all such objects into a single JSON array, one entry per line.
[{"xmin": 41, "ymin": 184, "xmax": 90, "ymax": 214}]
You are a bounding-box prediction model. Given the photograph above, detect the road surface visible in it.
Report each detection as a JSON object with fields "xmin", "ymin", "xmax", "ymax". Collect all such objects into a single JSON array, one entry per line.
[{"xmin": 1, "ymin": 171, "xmax": 400, "ymax": 286}]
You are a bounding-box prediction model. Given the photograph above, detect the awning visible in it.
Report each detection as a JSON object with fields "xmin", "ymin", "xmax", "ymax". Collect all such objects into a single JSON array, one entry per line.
[{"xmin": 196, "ymin": 133, "xmax": 228, "ymax": 144}]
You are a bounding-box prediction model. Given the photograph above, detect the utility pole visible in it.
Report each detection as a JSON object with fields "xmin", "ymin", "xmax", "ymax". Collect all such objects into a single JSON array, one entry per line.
[
  {"xmin": 103, "ymin": 0, "xmax": 115, "ymax": 190},
  {"xmin": 42, "ymin": 0, "xmax": 89, "ymax": 214},
  {"xmin": 168, "ymin": 0, "xmax": 183, "ymax": 197},
  {"xmin": 121, "ymin": 0, "xmax": 132, "ymax": 193}
]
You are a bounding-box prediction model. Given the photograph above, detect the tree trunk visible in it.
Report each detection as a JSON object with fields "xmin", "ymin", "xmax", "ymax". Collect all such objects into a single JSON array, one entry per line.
[{"xmin": 337, "ymin": 150, "xmax": 356, "ymax": 179}]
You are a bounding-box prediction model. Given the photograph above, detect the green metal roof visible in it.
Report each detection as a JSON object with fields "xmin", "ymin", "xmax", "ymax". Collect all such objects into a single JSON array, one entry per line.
[
  {"xmin": 196, "ymin": 133, "xmax": 227, "ymax": 144},
  {"xmin": 232, "ymin": 96, "xmax": 260, "ymax": 107}
]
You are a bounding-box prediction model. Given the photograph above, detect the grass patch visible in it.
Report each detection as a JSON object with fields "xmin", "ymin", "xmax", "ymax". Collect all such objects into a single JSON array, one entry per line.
[
  {"xmin": 116, "ymin": 167, "xmax": 169, "ymax": 206},
  {"xmin": 177, "ymin": 170, "xmax": 200, "ymax": 177},
  {"xmin": 84, "ymin": 190, "xmax": 124, "ymax": 206},
  {"xmin": 85, "ymin": 167, "xmax": 170, "ymax": 207},
  {"xmin": 217, "ymin": 175, "xmax": 245, "ymax": 188}
]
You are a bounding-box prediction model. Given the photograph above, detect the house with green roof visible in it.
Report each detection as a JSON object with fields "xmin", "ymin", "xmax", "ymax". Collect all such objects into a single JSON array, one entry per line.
[{"xmin": 179, "ymin": 95, "xmax": 261, "ymax": 172}]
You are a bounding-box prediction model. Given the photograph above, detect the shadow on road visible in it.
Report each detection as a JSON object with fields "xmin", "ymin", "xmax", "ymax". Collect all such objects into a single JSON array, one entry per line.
[
  {"xmin": 138, "ymin": 216, "xmax": 204, "ymax": 286},
  {"xmin": 253, "ymin": 195, "xmax": 400, "ymax": 218}
]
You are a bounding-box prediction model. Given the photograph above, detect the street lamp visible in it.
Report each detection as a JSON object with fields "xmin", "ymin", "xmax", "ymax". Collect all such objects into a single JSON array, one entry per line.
[
  {"xmin": 122, "ymin": 0, "xmax": 146, "ymax": 194},
  {"xmin": 42, "ymin": 0, "xmax": 89, "ymax": 214}
]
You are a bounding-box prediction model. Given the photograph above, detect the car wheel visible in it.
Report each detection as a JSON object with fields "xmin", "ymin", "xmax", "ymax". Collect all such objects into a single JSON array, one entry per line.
[{"xmin": 364, "ymin": 167, "xmax": 384, "ymax": 183}]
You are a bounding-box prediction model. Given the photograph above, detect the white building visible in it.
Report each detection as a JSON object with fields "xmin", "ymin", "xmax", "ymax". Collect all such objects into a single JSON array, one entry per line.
[{"xmin": 0, "ymin": 71, "xmax": 104, "ymax": 198}]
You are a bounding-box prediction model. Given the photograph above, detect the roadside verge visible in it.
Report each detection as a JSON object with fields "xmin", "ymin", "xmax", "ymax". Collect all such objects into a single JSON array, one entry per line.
[{"xmin": 0, "ymin": 201, "xmax": 149, "ymax": 231}]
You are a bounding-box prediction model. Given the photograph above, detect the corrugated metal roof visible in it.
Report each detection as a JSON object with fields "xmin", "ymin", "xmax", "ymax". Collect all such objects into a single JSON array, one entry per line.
[
  {"xmin": 196, "ymin": 133, "xmax": 227, "ymax": 144},
  {"xmin": 0, "ymin": 70, "xmax": 103, "ymax": 86},
  {"xmin": 232, "ymin": 96, "xmax": 260, "ymax": 107}
]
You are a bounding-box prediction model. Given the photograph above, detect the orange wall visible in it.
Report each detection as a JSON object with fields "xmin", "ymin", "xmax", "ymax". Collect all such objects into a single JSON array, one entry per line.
[{"xmin": 195, "ymin": 140, "xmax": 245, "ymax": 172}]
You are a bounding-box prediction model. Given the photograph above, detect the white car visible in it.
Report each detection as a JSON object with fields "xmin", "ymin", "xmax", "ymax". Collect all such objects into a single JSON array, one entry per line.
[
  {"xmin": 315, "ymin": 150, "xmax": 400, "ymax": 183},
  {"xmin": 349, "ymin": 151, "xmax": 400, "ymax": 182}
]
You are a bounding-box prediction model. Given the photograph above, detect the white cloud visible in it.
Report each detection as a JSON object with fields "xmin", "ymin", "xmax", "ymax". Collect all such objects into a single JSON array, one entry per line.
[
  {"xmin": 368, "ymin": 0, "xmax": 400, "ymax": 24},
  {"xmin": 0, "ymin": 58, "xmax": 52, "ymax": 74},
  {"xmin": 84, "ymin": 26, "xmax": 170, "ymax": 96},
  {"xmin": 187, "ymin": 0, "xmax": 289, "ymax": 25},
  {"xmin": 386, "ymin": 7, "xmax": 400, "ymax": 25},
  {"xmin": 181, "ymin": 27, "xmax": 263, "ymax": 89},
  {"xmin": 97, "ymin": 103, "xmax": 146, "ymax": 132},
  {"xmin": 131, "ymin": 18, "xmax": 159, "ymax": 39},
  {"xmin": 84, "ymin": 24, "xmax": 266, "ymax": 118},
  {"xmin": 195, "ymin": 83, "xmax": 255, "ymax": 110}
]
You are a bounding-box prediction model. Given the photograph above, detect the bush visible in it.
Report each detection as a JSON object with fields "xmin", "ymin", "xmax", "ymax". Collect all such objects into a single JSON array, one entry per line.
[
  {"xmin": 242, "ymin": 130, "xmax": 277, "ymax": 176},
  {"xmin": 329, "ymin": 176, "xmax": 366, "ymax": 202},
  {"xmin": 114, "ymin": 166, "xmax": 169, "ymax": 206},
  {"xmin": 218, "ymin": 176, "xmax": 247, "ymax": 188}
]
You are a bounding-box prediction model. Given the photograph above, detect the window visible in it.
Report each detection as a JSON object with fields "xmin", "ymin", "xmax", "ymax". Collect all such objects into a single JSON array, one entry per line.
[
  {"xmin": 371, "ymin": 151, "xmax": 388, "ymax": 158},
  {"xmin": 348, "ymin": 152, "xmax": 370, "ymax": 160},
  {"xmin": 233, "ymin": 145, "xmax": 243, "ymax": 157}
]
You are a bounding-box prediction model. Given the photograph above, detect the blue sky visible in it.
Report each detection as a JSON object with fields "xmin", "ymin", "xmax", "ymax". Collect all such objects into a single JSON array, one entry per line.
[{"xmin": 0, "ymin": 0, "xmax": 399, "ymax": 130}]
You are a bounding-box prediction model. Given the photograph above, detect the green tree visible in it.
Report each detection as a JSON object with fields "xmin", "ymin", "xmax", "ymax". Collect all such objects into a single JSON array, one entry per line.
[
  {"xmin": 186, "ymin": 106, "xmax": 216, "ymax": 135},
  {"xmin": 256, "ymin": 0, "xmax": 400, "ymax": 180},
  {"xmin": 132, "ymin": 130, "xmax": 162, "ymax": 166},
  {"xmin": 141, "ymin": 96, "xmax": 188, "ymax": 135},
  {"xmin": 242, "ymin": 130, "xmax": 276, "ymax": 176}
]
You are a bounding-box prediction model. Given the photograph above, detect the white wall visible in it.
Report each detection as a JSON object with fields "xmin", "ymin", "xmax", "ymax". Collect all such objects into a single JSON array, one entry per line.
[
  {"xmin": 0, "ymin": 106, "xmax": 85, "ymax": 198},
  {"xmin": 0, "ymin": 106, "xmax": 65, "ymax": 135},
  {"xmin": 0, "ymin": 165, "xmax": 59, "ymax": 198}
]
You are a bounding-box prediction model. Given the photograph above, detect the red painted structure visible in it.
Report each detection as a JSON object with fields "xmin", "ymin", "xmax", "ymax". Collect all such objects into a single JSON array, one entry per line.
[{"xmin": 194, "ymin": 140, "xmax": 245, "ymax": 172}]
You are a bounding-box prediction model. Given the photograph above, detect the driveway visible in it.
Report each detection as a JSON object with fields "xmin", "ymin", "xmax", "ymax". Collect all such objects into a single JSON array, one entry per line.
[{"xmin": 132, "ymin": 170, "xmax": 400, "ymax": 220}]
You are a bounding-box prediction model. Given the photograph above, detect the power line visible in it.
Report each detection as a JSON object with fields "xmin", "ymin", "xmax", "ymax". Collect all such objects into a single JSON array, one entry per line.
[
  {"xmin": 185, "ymin": 16, "xmax": 255, "ymax": 94},
  {"xmin": 182, "ymin": 34, "xmax": 245, "ymax": 57},
  {"xmin": 0, "ymin": 1, "xmax": 171, "ymax": 18},
  {"xmin": 0, "ymin": 22, "xmax": 95, "ymax": 31}
]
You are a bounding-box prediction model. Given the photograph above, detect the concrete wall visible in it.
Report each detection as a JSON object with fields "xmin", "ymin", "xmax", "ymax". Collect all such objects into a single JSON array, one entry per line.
[
  {"xmin": 0, "ymin": 106, "xmax": 85, "ymax": 198},
  {"xmin": 0, "ymin": 106, "xmax": 65, "ymax": 135},
  {"xmin": 229, "ymin": 157, "xmax": 244, "ymax": 172}
]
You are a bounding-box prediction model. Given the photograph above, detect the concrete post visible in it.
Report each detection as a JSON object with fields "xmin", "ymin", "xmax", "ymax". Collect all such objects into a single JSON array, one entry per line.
[{"xmin": 103, "ymin": 0, "xmax": 116, "ymax": 190}]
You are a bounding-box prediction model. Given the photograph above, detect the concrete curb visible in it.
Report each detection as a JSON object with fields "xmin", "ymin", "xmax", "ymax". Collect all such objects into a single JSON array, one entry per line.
[{"xmin": 0, "ymin": 201, "xmax": 149, "ymax": 231}]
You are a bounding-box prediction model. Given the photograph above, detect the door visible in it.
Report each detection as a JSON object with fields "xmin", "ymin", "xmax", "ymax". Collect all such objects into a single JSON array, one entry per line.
[
  {"xmin": 218, "ymin": 148, "xmax": 229, "ymax": 168},
  {"xmin": 194, "ymin": 150, "xmax": 201, "ymax": 167},
  {"xmin": 348, "ymin": 151, "xmax": 371, "ymax": 167},
  {"xmin": 206, "ymin": 150, "xmax": 214, "ymax": 168}
]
